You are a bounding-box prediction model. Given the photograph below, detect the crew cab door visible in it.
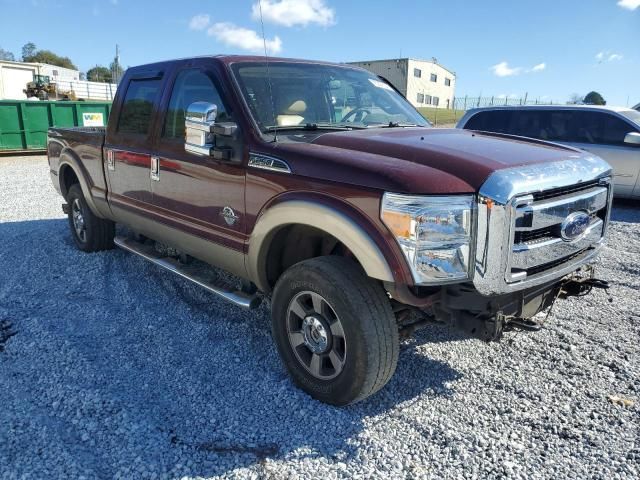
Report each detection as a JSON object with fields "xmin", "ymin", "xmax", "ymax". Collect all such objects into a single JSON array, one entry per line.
[
  {"xmin": 104, "ymin": 71, "xmax": 163, "ymax": 211},
  {"xmin": 150, "ymin": 65, "xmax": 246, "ymax": 253}
]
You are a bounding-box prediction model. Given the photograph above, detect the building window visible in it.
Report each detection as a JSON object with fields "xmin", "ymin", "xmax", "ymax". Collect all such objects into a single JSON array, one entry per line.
[
  {"xmin": 433, "ymin": 96, "xmax": 440, "ymax": 106},
  {"xmin": 425, "ymin": 95, "xmax": 432, "ymax": 105},
  {"xmin": 414, "ymin": 68, "xmax": 422, "ymax": 78},
  {"xmin": 430, "ymin": 73, "xmax": 437, "ymax": 82},
  {"xmin": 417, "ymin": 93, "xmax": 424, "ymax": 104},
  {"xmin": 445, "ymin": 78, "xmax": 451, "ymax": 87}
]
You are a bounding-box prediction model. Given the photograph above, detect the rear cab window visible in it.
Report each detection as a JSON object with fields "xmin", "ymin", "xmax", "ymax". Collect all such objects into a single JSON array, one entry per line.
[{"xmin": 117, "ymin": 78, "xmax": 162, "ymax": 135}]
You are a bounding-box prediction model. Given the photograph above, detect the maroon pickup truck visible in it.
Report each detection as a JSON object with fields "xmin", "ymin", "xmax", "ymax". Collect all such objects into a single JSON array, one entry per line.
[{"xmin": 48, "ymin": 55, "xmax": 613, "ymax": 405}]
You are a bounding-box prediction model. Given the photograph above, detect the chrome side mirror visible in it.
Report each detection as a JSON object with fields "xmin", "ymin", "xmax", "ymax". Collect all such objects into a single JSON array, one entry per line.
[
  {"xmin": 624, "ymin": 132, "xmax": 640, "ymax": 146},
  {"xmin": 185, "ymin": 101, "xmax": 238, "ymax": 159},
  {"xmin": 185, "ymin": 102, "xmax": 217, "ymax": 156}
]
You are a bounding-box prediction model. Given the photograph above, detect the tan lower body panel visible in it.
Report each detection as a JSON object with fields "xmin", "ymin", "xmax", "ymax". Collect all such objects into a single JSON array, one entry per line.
[{"xmin": 110, "ymin": 205, "xmax": 248, "ymax": 281}]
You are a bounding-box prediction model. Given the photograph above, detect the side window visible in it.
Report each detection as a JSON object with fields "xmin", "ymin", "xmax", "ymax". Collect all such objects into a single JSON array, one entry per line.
[
  {"xmin": 569, "ymin": 111, "xmax": 603, "ymax": 144},
  {"xmin": 117, "ymin": 78, "xmax": 162, "ymax": 134},
  {"xmin": 163, "ymin": 69, "xmax": 227, "ymax": 140},
  {"xmin": 465, "ymin": 111, "xmax": 512, "ymax": 133},
  {"xmin": 509, "ymin": 111, "xmax": 546, "ymax": 139},
  {"xmin": 601, "ymin": 114, "xmax": 635, "ymax": 145},
  {"xmin": 546, "ymin": 111, "xmax": 573, "ymax": 142}
]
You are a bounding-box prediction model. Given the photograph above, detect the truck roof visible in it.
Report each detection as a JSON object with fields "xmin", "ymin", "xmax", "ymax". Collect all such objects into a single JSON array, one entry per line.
[
  {"xmin": 125, "ymin": 55, "xmax": 367, "ymax": 73},
  {"xmin": 465, "ymin": 104, "xmax": 635, "ymax": 114}
]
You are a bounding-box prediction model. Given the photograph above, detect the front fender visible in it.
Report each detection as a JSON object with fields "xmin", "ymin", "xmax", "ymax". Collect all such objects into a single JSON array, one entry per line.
[{"xmin": 247, "ymin": 199, "xmax": 397, "ymax": 293}]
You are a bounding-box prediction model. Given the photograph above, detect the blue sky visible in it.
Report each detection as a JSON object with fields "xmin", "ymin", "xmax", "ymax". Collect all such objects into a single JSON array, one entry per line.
[{"xmin": 1, "ymin": 0, "xmax": 638, "ymax": 106}]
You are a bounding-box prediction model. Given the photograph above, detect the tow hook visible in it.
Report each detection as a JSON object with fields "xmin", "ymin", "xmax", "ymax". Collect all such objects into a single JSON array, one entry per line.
[
  {"xmin": 62, "ymin": 203, "xmax": 69, "ymax": 214},
  {"xmin": 507, "ymin": 317, "xmax": 542, "ymax": 332},
  {"xmin": 560, "ymin": 277, "xmax": 613, "ymax": 303}
]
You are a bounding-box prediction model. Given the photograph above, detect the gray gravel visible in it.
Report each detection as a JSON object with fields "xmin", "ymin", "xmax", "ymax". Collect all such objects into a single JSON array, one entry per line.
[{"xmin": 0, "ymin": 155, "xmax": 638, "ymax": 479}]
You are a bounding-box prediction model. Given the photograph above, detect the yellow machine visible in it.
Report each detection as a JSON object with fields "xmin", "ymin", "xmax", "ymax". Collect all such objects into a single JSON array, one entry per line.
[{"xmin": 24, "ymin": 75, "xmax": 77, "ymax": 101}]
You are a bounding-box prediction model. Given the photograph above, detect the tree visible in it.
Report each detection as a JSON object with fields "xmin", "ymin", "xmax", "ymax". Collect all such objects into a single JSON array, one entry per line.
[
  {"xmin": 568, "ymin": 93, "xmax": 583, "ymax": 105},
  {"xmin": 584, "ymin": 91, "xmax": 606, "ymax": 105},
  {"xmin": 21, "ymin": 42, "xmax": 77, "ymax": 70},
  {"xmin": 87, "ymin": 65, "xmax": 112, "ymax": 83},
  {"xmin": 21, "ymin": 42, "xmax": 36, "ymax": 61},
  {"xmin": 0, "ymin": 47, "xmax": 15, "ymax": 61}
]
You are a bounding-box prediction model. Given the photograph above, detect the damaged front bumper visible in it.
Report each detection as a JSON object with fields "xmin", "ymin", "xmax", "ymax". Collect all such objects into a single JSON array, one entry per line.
[{"xmin": 433, "ymin": 265, "xmax": 610, "ymax": 341}]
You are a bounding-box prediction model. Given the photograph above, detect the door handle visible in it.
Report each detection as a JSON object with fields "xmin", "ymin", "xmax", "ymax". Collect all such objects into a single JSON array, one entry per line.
[{"xmin": 150, "ymin": 156, "xmax": 160, "ymax": 181}]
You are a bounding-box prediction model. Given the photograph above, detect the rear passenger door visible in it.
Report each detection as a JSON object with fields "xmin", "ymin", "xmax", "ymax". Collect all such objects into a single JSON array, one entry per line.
[
  {"xmin": 564, "ymin": 111, "xmax": 640, "ymax": 197},
  {"xmin": 105, "ymin": 71, "xmax": 163, "ymax": 211}
]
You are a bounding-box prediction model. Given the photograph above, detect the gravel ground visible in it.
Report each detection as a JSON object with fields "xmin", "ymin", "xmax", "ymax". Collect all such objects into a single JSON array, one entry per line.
[{"xmin": 0, "ymin": 155, "xmax": 638, "ymax": 479}]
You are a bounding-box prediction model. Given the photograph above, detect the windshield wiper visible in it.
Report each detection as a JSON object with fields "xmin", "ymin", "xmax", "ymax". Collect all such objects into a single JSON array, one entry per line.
[
  {"xmin": 263, "ymin": 123, "xmax": 357, "ymax": 133},
  {"xmin": 382, "ymin": 122, "xmax": 423, "ymax": 128}
]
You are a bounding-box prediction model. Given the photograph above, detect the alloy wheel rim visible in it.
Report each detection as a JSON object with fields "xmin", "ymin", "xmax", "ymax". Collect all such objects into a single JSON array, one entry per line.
[
  {"xmin": 286, "ymin": 291, "xmax": 346, "ymax": 380},
  {"xmin": 71, "ymin": 198, "xmax": 87, "ymax": 242}
]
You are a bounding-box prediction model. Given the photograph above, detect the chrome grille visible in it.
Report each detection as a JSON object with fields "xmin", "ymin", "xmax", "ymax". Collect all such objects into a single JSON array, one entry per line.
[
  {"xmin": 472, "ymin": 155, "xmax": 613, "ymax": 296},
  {"xmin": 507, "ymin": 183, "xmax": 610, "ymax": 282}
]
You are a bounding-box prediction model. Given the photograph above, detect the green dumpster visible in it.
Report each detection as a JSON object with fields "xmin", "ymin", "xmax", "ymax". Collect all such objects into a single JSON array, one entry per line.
[{"xmin": 0, "ymin": 100, "xmax": 111, "ymax": 153}]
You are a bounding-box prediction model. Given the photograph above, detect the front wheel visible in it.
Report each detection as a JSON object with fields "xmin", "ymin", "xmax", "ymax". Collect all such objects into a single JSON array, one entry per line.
[{"xmin": 271, "ymin": 256, "xmax": 399, "ymax": 405}]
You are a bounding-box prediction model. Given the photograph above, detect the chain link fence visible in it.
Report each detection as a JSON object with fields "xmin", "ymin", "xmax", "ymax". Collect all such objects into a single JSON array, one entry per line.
[
  {"xmin": 419, "ymin": 96, "xmax": 563, "ymax": 127},
  {"xmin": 453, "ymin": 95, "xmax": 560, "ymax": 110}
]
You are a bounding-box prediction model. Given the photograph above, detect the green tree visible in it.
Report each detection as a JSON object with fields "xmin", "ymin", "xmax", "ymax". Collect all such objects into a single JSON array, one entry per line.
[
  {"xmin": 21, "ymin": 42, "xmax": 36, "ymax": 61},
  {"xmin": 0, "ymin": 47, "xmax": 15, "ymax": 61},
  {"xmin": 584, "ymin": 91, "xmax": 606, "ymax": 105},
  {"xmin": 87, "ymin": 65, "xmax": 112, "ymax": 83},
  {"xmin": 21, "ymin": 42, "xmax": 77, "ymax": 70}
]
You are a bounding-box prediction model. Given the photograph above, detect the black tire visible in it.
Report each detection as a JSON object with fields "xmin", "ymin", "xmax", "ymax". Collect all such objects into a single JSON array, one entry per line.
[
  {"xmin": 271, "ymin": 256, "xmax": 399, "ymax": 406},
  {"xmin": 66, "ymin": 184, "xmax": 115, "ymax": 252}
]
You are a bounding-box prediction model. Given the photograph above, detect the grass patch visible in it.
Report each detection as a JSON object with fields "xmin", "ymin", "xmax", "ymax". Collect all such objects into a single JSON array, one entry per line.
[{"xmin": 417, "ymin": 107, "xmax": 466, "ymax": 126}]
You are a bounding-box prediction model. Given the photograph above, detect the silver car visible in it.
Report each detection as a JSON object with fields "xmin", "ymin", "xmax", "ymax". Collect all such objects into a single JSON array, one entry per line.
[{"xmin": 457, "ymin": 105, "xmax": 640, "ymax": 198}]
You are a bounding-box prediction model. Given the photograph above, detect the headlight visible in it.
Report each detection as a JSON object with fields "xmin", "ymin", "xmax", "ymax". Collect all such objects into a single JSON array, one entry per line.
[{"xmin": 381, "ymin": 193, "xmax": 475, "ymax": 284}]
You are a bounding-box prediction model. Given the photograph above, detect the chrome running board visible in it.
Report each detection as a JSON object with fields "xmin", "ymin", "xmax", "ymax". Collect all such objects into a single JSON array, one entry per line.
[{"xmin": 113, "ymin": 235, "xmax": 261, "ymax": 310}]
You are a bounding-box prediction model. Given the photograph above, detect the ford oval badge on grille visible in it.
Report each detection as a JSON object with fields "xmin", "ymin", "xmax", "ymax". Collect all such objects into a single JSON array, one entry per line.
[{"xmin": 560, "ymin": 211, "xmax": 591, "ymax": 241}]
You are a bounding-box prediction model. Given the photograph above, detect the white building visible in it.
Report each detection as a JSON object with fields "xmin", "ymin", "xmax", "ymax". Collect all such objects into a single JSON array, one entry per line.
[
  {"xmin": 0, "ymin": 60, "xmax": 80, "ymax": 100},
  {"xmin": 348, "ymin": 58, "xmax": 456, "ymax": 109},
  {"xmin": 0, "ymin": 60, "xmax": 117, "ymax": 101}
]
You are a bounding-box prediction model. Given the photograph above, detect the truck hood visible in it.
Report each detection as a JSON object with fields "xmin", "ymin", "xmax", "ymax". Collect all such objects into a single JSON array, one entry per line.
[{"xmin": 310, "ymin": 128, "xmax": 584, "ymax": 191}]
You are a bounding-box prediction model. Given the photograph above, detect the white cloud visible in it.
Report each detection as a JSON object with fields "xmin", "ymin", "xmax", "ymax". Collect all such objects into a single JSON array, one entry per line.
[
  {"xmin": 189, "ymin": 14, "xmax": 211, "ymax": 31},
  {"xmin": 491, "ymin": 61, "xmax": 522, "ymax": 77},
  {"xmin": 207, "ymin": 22, "xmax": 282, "ymax": 54},
  {"xmin": 531, "ymin": 62, "xmax": 546, "ymax": 72},
  {"xmin": 596, "ymin": 51, "xmax": 623, "ymax": 63},
  {"xmin": 252, "ymin": 0, "xmax": 335, "ymax": 27},
  {"xmin": 618, "ymin": 0, "xmax": 640, "ymax": 10}
]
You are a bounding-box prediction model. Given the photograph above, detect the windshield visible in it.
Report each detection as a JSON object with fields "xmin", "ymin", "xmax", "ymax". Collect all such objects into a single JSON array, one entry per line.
[
  {"xmin": 620, "ymin": 109, "xmax": 640, "ymax": 127},
  {"xmin": 231, "ymin": 62, "xmax": 430, "ymax": 133}
]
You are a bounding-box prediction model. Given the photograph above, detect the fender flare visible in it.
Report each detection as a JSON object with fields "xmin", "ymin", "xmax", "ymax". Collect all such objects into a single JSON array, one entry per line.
[
  {"xmin": 58, "ymin": 149, "xmax": 105, "ymax": 218},
  {"xmin": 247, "ymin": 199, "xmax": 396, "ymax": 293}
]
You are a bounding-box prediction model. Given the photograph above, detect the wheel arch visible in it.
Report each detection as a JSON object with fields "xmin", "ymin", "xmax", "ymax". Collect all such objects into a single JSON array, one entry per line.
[
  {"xmin": 247, "ymin": 197, "xmax": 399, "ymax": 293},
  {"xmin": 58, "ymin": 148, "xmax": 103, "ymax": 217}
]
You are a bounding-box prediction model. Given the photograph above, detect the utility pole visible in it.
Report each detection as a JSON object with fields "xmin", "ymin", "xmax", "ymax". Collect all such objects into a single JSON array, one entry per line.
[{"xmin": 112, "ymin": 44, "xmax": 121, "ymax": 84}]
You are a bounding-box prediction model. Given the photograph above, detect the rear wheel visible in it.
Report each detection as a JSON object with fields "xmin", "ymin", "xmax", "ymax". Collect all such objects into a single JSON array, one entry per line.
[
  {"xmin": 271, "ymin": 256, "xmax": 399, "ymax": 405},
  {"xmin": 66, "ymin": 184, "xmax": 115, "ymax": 252}
]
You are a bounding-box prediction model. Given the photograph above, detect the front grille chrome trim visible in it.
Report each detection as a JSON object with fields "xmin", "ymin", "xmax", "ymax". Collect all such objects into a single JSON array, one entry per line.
[{"xmin": 472, "ymin": 155, "xmax": 613, "ymax": 296}]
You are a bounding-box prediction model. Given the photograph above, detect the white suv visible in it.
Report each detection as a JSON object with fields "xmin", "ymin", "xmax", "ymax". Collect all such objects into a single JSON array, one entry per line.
[{"xmin": 457, "ymin": 105, "xmax": 640, "ymax": 198}]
